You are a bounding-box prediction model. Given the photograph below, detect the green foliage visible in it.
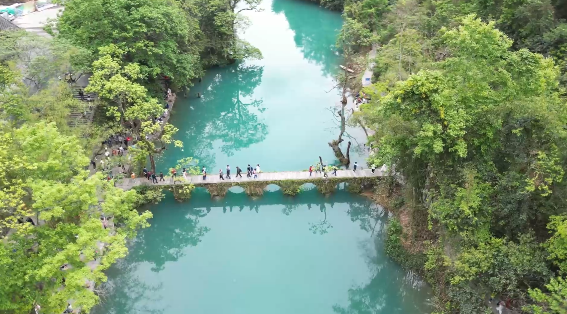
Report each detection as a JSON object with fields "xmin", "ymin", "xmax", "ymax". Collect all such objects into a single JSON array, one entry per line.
[
  {"xmin": 527, "ymin": 276, "xmax": 567, "ymax": 314},
  {"xmin": 385, "ymin": 218, "xmax": 427, "ymax": 270},
  {"xmin": 57, "ymin": 0, "xmax": 201, "ymax": 87},
  {"xmin": 0, "ymin": 31, "xmax": 91, "ymax": 91},
  {"xmin": 57, "ymin": 0, "xmax": 262, "ymax": 88},
  {"xmin": 0, "ymin": 122, "xmax": 151, "ymax": 313},
  {"xmin": 358, "ymin": 9, "xmax": 567, "ymax": 312}
]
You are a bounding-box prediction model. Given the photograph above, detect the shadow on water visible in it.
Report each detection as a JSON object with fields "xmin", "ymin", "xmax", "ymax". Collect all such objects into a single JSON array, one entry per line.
[
  {"xmin": 159, "ymin": 63, "xmax": 267, "ymax": 168},
  {"xmin": 272, "ymin": 0, "xmax": 342, "ymax": 77}
]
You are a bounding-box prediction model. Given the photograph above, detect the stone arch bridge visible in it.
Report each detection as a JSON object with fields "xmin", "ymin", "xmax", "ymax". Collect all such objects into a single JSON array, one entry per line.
[{"xmin": 117, "ymin": 169, "xmax": 389, "ymax": 199}]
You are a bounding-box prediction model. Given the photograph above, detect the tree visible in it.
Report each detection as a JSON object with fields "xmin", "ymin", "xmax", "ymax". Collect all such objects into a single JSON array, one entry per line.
[
  {"xmin": 0, "ymin": 122, "xmax": 152, "ymax": 313},
  {"xmin": 0, "ymin": 30, "xmax": 91, "ymax": 92},
  {"xmin": 180, "ymin": 0, "xmax": 262, "ymax": 66},
  {"xmin": 362, "ymin": 15, "xmax": 567, "ymax": 312},
  {"xmin": 57, "ymin": 0, "xmax": 202, "ymax": 88},
  {"xmin": 86, "ymin": 45, "xmax": 182, "ymax": 173}
]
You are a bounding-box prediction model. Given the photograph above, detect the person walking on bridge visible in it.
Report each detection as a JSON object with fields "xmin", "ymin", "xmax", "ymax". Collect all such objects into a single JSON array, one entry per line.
[
  {"xmin": 309, "ymin": 165, "xmax": 313, "ymax": 176},
  {"xmin": 323, "ymin": 165, "xmax": 328, "ymax": 178},
  {"xmin": 151, "ymin": 172, "xmax": 158, "ymax": 184},
  {"xmin": 236, "ymin": 166, "xmax": 243, "ymax": 178},
  {"xmin": 171, "ymin": 168, "xmax": 177, "ymax": 182},
  {"xmin": 256, "ymin": 164, "xmax": 261, "ymax": 177},
  {"xmin": 353, "ymin": 162, "xmax": 358, "ymax": 172},
  {"xmin": 159, "ymin": 172, "xmax": 165, "ymax": 182},
  {"xmin": 219, "ymin": 169, "xmax": 224, "ymax": 180},
  {"xmin": 202, "ymin": 168, "xmax": 207, "ymax": 180},
  {"xmin": 333, "ymin": 166, "xmax": 338, "ymax": 176},
  {"xmin": 226, "ymin": 165, "xmax": 231, "ymax": 179},
  {"xmin": 247, "ymin": 164, "xmax": 252, "ymax": 177}
]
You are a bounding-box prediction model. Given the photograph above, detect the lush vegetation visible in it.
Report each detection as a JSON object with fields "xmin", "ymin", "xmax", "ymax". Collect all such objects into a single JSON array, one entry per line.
[
  {"xmin": 335, "ymin": 0, "xmax": 567, "ymax": 312},
  {"xmin": 0, "ymin": 0, "xmax": 262, "ymax": 311}
]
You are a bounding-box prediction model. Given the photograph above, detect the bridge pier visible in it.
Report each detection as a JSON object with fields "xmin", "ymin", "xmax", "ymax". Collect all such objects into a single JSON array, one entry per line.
[
  {"xmin": 206, "ymin": 183, "xmax": 232, "ymax": 198},
  {"xmin": 243, "ymin": 182, "xmax": 268, "ymax": 197}
]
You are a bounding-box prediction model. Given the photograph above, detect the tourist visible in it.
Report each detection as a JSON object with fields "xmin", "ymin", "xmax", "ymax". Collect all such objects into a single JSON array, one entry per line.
[
  {"xmin": 309, "ymin": 165, "xmax": 313, "ymax": 176},
  {"xmin": 236, "ymin": 166, "xmax": 243, "ymax": 178},
  {"xmin": 90, "ymin": 159, "xmax": 96, "ymax": 169},
  {"xmin": 143, "ymin": 167, "xmax": 148, "ymax": 177},
  {"xmin": 151, "ymin": 172, "xmax": 158, "ymax": 184},
  {"xmin": 182, "ymin": 167, "xmax": 187, "ymax": 179},
  {"xmin": 371, "ymin": 164, "xmax": 376, "ymax": 173},
  {"xmin": 100, "ymin": 159, "xmax": 105, "ymax": 171},
  {"xmin": 63, "ymin": 303, "xmax": 72, "ymax": 314},
  {"xmin": 247, "ymin": 164, "xmax": 252, "ymax": 177},
  {"xmin": 124, "ymin": 137, "xmax": 130, "ymax": 148},
  {"xmin": 131, "ymin": 172, "xmax": 136, "ymax": 179},
  {"xmin": 171, "ymin": 168, "xmax": 177, "ymax": 182},
  {"xmin": 226, "ymin": 165, "xmax": 231, "ymax": 179},
  {"xmin": 119, "ymin": 146, "xmax": 124, "ymax": 156},
  {"xmin": 333, "ymin": 166, "xmax": 338, "ymax": 176},
  {"xmin": 104, "ymin": 147, "xmax": 110, "ymax": 158},
  {"xmin": 202, "ymin": 168, "xmax": 207, "ymax": 180},
  {"xmin": 159, "ymin": 172, "xmax": 165, "ymax": 182},
  {"xmin": 256, "ymin": 164, "xmax": 261, "ymax": 176},
  {"xmin": 219, "ymin": 169, "xmax": 224, "ymax": 180},
  {"xmin": 253, "ymin": 169, "xmax": 257, "ymax": 179},
  {"xmin": 323, "ymin": 165, "xmax": 328, "ymax": 178},
  {"xmin": 496, "ymin": 301, "xmax": 504, "ymax": 314},
  {"xmin": 197, "ymin": 92, "xmax": 201, "ymax": 98},
  {"xmin": 316, "ymin": 162, "xmax": 321, "ymax": 173},
  {"xmin": 353, "ymin": 162, "xmax": 358, "ymax": 172}
]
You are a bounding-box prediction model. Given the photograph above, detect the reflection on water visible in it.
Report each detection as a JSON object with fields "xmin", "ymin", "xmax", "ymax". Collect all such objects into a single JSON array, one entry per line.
[
  {"xmin": 272, "ymin": 0, "xmax": 342, "ymax": 77},
  {"xmin": 159, "ymin": 63, "xmax": 267, "ymax": 168},
  {"xmin": 93, "ymin": 190, "xmax": 430, "ymax": 314}
]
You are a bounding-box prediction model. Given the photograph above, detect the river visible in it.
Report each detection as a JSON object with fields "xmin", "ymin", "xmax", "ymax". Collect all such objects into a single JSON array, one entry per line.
[{"xmin": 92, "ymin": 0, "xmax": 432, "ymax": 313}]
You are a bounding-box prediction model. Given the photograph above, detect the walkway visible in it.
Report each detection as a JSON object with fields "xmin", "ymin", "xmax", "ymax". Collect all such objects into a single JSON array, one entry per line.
[
  {"xmin": 361, "ymin": 44, "xmax": 377, "ymax": 87},
  {"xmin": 117, "ymin": 169, "xmax": 386, "ymax": 190}
]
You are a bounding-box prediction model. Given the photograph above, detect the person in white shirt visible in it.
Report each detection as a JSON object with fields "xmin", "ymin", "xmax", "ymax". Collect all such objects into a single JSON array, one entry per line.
[{"xmin": 256, "ymin": 164, "xmax": 260, "ymax": 176}]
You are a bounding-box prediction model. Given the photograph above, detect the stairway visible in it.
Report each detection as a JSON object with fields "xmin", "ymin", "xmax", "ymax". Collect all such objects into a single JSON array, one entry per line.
[{"xmin": 68, "ymin": 87, "xmax": 97, "ymax": 128}]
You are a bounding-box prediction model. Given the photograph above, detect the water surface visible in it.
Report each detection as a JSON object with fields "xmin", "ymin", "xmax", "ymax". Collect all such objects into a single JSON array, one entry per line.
[{"xmin": 93, "ymin": 1, "xmax": 431, "ymax": 313}]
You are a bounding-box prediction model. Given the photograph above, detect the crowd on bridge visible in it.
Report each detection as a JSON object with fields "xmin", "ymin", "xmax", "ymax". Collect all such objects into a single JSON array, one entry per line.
[{"xmin": 134, "ymin": 160, "xmax": 386, "ymax": 185}]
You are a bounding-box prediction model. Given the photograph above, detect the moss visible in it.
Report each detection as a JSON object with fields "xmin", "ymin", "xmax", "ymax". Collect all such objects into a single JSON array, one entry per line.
[
  {"xmin": 278, "ymin": 181, "xmax": 302, "ymax": 196},
  {"xmin": 169, "ymin": 185, "xmax": 194, "ymax": 201},
  {"xmin": 385, "ymin": 218, "xmax": 427, "ymax": 271}
]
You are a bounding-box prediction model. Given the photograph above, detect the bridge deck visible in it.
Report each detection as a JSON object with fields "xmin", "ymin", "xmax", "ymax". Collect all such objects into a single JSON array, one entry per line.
[{"xmin": 117, "ymin": 169, "xmax": 385, "ymax": 190}]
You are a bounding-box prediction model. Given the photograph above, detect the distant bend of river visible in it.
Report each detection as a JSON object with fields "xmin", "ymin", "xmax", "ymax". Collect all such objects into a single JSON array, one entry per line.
[{"xmin": 93, "ymin": 0, "xmax": 432, "ymax": 313}]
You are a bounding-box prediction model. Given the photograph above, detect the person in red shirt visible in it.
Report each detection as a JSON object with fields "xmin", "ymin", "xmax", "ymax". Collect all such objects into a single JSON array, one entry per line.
[
  {"xmin": 171, "ymin": 168, "xmax": 177, "ymax": 182},
  {"xmin": 309, "ymin": 165, "xmax": 313, "ymax": 176}
]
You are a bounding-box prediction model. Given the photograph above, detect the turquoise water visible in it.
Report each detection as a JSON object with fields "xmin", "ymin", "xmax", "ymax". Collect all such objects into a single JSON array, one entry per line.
[{"xmin": 93, "ymin": 0, "xmax": 431, "ymax": 313}]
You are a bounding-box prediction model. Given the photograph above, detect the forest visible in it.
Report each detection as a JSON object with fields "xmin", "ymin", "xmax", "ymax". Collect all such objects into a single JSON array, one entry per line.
[
  {"xmin": 0, "ymin": 0, "xmax": 260, "ymax": 312},
  {"xmin": 330, "ymin": 0, "xmax": 567, "ymax": 313}
]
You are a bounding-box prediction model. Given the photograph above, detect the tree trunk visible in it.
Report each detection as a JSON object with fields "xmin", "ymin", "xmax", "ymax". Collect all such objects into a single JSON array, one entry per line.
[
  {"xmin": 149, "ymin": 153, "xmax": 156, "ymax": 173},
  {"xmin": 328, "ymin": 139, "xmax": 350, "ymax": 167}
]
